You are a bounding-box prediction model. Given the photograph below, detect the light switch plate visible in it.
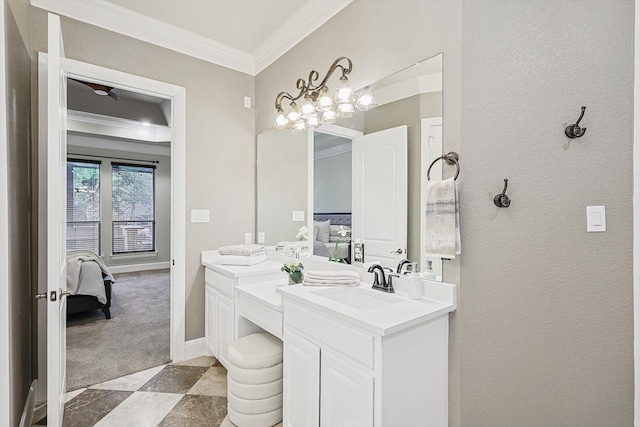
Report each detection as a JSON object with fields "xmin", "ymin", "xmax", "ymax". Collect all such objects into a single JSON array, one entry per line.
[
  {"xmin": 292, "ymin": 210, "xmax": 305, "ymax": 222},
  {"xmin": 258, "ymin": 232, "xmax": 265, "ymax": 243},
  {"xmin": 586, "ymin": 206, "xmax": 606, "ymax": 232},
  {"xmin": 190, "ymin": 209, "xmax": 210, "ymax": 223},
  {"xmin": 245, "ymin": 232, "xmax": 252, "ymax": 244}
]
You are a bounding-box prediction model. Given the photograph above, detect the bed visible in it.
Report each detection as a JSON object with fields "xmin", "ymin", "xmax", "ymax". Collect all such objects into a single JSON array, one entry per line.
[
  {"xmin": 66, "ymin": 251, "xmax": 114, "ymax": 319},
  {"xmin": 313, "ymin": 213, "xmax": 352, "ymax": 263}
]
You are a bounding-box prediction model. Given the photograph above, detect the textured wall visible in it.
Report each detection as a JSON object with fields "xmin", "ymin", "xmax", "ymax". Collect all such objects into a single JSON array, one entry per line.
[
  {"xmin": 5, "ymin": 0, "xmax": 33, "ymax": 424},
  {"xmin": 459, "ymin": 0, "xmax": 634, "ymax": 425},
  {"xmin": 30, "ymin": 7, "xmax": 256, "ymax": 343}
]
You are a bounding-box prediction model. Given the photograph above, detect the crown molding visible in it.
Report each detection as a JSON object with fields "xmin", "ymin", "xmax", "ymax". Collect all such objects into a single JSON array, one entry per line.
[
  {"xmin": 68, "ymin": 110, "xmax": 172, "ymax": 143},
  {"xmin": 252, "ymin": 0, "xmax": 353, "ymax": 74},
  {"xmin": 373, "ymin": 73, "xmax": 443, "ymax": 107},
  {"xmin": 68, "ymin": 132, "xmax": 171, "ymax": 157},
  {"xmin": 31, "ymin": 0, "xmax": 352, "ymax": 76},
  {"xmin": 30, "ymin": 0, "xmax": 255, "ymax": 74}
]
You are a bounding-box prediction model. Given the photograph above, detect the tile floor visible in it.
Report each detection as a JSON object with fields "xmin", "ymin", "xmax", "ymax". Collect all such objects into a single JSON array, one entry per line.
[{"xmin": 34, "ymin": 356, "xmax": 243, "ymax": 427}]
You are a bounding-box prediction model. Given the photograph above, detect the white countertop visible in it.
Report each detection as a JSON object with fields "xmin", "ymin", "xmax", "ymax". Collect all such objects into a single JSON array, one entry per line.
[
  {"xmin": 201, "ymin": 250, "xmax": 282, "ymax": 279},
  {"xmin": 277, "ymin": 281, "xmax": 456, "ymax": 337},
  {"xmin": 236, "ymin": 280, "xmax": 286, "ymax": 312}
]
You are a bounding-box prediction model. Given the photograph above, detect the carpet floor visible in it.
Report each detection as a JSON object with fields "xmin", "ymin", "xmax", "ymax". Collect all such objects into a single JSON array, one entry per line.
[{"xmin": 66, "ymin": 269, "xmax": 171, "ymax": 392}]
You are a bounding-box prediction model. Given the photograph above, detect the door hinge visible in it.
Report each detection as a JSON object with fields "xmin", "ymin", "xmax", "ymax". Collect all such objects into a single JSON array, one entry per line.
[{"xmin": 172, "ymin": 259, "xmax": 175, "ymax": 266}]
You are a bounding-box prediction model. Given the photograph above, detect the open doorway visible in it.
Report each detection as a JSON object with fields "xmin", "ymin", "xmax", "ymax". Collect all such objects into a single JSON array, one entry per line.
[
  {"xmin": 36, "ymin": 54, "xmax": 187, "ymax": 408},
  {"xmin": 64, "ymin": 78, "xmax": 172, "ymax": 391}
]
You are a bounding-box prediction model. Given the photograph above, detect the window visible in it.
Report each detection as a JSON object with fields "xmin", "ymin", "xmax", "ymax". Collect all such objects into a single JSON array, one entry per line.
[
  {"xmin": 112, "ymin": 163, "xmax": 156, "ymax": 254},
  {"xmin": 66, "ymin": 160, "xmax": 101, "ymax": 253}
]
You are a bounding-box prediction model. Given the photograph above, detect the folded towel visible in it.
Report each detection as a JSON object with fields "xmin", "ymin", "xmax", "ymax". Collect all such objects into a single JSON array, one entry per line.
[
  {"xmin": 303, "ymin": 278, "xmax": 359, "ymax": 287},
  {"xmin": 218, "ymin": 244, "xmax": 265, "ymax": 257},
  {"xmin": 218, "ymin": 254, "xmax": 268, "ymax": 266},
  {"xmin": 303, "ymin": 270, "xmax": 360, "ymax": 287},
  {"xmin": 424, "ymin": 177, "xmax": 461, "ymax": 259},
  {"xmin": 304, "ymin": 270, "xmax": 360, "ymax": 280}
]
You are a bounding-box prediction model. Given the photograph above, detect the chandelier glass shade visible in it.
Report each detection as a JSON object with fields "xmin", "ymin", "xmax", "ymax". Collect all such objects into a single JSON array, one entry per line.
[{"xmin": 273, "ymin": 57, "xmax": 376, "ymax": 131}]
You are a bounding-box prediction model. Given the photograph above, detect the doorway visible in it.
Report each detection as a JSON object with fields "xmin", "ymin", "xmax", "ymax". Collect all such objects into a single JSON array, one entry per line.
[{"xmin": 37, "ymin": 56, "xmax": 187, "ymax": 403}]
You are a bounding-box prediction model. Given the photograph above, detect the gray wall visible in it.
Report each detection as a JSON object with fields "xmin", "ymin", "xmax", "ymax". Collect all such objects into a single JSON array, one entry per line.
[
  {"xmin": 66, "ymin": 139, "xmax": 171, "ymax": 267},
  {"xmin": 31, "ymin": 9, "xmax": 256, "ymax": 342},
  {"xmin": 6, "ymin": 0, "xmax": 33, "ymax": 424},
  {"xmin": 256, "ymin": 0, "xmax": 633, "ymax": 425},
  {"xmin": 458, "ymin": 0, "xmax": 633, "ymax": 425},
  {"xmin": 314, "ymin": 152, "xmax": 351, "ymax": 213},
  {"xmin": 256, "ymin": 129, "xmax": 307, "ymax": 245}
]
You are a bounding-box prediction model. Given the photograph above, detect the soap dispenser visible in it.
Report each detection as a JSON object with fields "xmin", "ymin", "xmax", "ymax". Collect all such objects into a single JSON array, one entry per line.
[
  {"xmin": 422, "ymin": 260, "xmax": 437, "ymax": 281},
  {"xmin": 407, "ymin": 262, "xmax": 422, "ymax": 300}
]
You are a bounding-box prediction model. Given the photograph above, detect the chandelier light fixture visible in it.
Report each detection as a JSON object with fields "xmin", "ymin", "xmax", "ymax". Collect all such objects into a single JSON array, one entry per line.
[{"xmin": 274, "ymin": 57, "xmax": 377, "ymax": 131}]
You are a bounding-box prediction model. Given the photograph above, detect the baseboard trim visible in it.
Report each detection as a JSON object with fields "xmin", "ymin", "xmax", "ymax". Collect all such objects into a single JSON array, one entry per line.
[
  {"xmin": 183, "ymin": 338, "xmax": 206, "ymax": 361},
  {"xmin": 109, "ymin": 262, "xmax": 170, "ymax": 274}
]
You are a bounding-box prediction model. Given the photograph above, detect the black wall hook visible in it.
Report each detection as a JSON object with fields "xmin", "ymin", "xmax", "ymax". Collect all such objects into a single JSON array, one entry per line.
[
  {"xmin": 565, "ymin": 106, "xmax": 587, "ymax": 138},
  {"xmin": 494, "ymin": 179, "xmax": 511, "ymax": 208}
]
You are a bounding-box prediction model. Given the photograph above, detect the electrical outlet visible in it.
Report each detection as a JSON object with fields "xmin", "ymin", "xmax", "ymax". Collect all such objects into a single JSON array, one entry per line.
[
  {"xmin": 245, "ymin": 232, "xmax": 252, "ymax": 244},
  {"xmin": 258, "ymin": 232, "xmax": 265, "ymax": 243},
  {"xmin": 244, "ymin": 96, "xmax": 252, "ymax": 108}
]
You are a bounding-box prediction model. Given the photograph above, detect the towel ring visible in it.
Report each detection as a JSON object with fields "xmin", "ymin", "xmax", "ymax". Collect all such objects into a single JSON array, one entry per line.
[{"xmin": 427, "ymin": 152, "xmax": 460, "ymax": 181}]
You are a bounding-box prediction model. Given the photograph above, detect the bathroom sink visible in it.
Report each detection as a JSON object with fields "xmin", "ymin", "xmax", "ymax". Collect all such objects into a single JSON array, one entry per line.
[{"xmin": 313, "ymin": 287, "xmax": 400, "ymax": 311}]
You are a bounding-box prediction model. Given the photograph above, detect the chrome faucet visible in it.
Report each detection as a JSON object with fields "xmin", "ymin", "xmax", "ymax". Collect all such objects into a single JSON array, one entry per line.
[
  {"xmin": 396, "ymin": 259, "xmax": 412, "ymax": 274},
  {"xmin": 368, "ymin": 264, "xmax": 395, "ymax": 293}
]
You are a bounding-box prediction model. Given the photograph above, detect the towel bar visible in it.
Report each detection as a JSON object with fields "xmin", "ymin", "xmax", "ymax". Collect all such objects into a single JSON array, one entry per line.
[{"xmin": 427, "ymin": 152, "xmax": 460, "ymax": 181}]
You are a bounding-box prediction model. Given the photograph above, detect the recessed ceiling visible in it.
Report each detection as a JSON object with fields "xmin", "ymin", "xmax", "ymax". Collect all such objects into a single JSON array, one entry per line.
[{"xmin": 103, "ymin": 0, "xmax": 308, "ymax": 53}]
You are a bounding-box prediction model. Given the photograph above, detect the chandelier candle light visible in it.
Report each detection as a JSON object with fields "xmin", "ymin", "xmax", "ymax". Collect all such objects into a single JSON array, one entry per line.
[{"xmin": 274, "ymin": 57, "xmax": 377, "ymax": 131}]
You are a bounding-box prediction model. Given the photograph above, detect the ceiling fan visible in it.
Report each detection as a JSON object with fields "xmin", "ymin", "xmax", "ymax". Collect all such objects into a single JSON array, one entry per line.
[{"xmin": 70, "ymin": 78, "xmax": 119, "ymax": 100}]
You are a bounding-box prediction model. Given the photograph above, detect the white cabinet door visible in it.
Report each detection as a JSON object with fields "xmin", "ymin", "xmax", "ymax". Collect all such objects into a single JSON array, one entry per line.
[
  {"xmin": 205, "ymin": 286, "xmax": 218, "ymax": 357},
  {"xmin": 283, "ymin": 330, "xmax": 320, "ymax": 427},
  {"xmin": 217, "ymin": 292, "xmax": 234, "ymax": 369},
  {"xmin": 320, "ymin": 350, "xmax": 374, "ymax": 427}
]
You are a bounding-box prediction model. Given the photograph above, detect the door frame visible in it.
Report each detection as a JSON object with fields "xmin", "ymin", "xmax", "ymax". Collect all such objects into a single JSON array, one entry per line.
[
  {"xmin": 63, "ymin": 58, "xmax": 187, "ymax": 361},
  {"xmin": 37, "ymin": 56, "xmax": 187, "ymax": 400},
  {"xmin": 634, "ymin": 0, "xmax": 639, "ymax": 421},
  {"xmin": 0, "ymin": 0, "xmax": 10, "ymax": 424}
]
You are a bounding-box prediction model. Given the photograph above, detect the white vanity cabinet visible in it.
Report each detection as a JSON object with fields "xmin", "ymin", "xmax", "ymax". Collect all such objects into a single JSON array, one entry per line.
[
  {"xmin": 204, "ymin": 269, "xmax": 236, "ymax": 367},
  {"xmin": 279, "ymin": 291, "xmax": 452, "ymax": 427},
  {"xmin": 201, "ymin": 251, "xmax": 283, "ymax": 369}
]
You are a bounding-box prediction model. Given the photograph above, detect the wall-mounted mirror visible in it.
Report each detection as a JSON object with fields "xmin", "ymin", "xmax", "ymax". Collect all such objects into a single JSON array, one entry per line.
[{"xmin": 257, "ymin": 53, "xmax": 444, "ymax": 279}]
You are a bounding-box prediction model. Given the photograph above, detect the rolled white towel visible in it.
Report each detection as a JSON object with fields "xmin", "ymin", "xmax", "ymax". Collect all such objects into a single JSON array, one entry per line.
[{"xmin": 218, "ymin": 244, "xmax": 265, "ymax": 257}]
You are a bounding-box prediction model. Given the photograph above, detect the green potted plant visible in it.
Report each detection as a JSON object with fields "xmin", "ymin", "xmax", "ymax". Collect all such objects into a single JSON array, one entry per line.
[{"xmin": 282, "ymin": 262, "xmax": 304, "ymax": 284}]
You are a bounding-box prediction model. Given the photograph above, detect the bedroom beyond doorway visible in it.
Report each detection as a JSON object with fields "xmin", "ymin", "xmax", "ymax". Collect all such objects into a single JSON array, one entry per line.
[{"xmin": 66, "ymin": 269, "xmax": 170, "ymax": 391}]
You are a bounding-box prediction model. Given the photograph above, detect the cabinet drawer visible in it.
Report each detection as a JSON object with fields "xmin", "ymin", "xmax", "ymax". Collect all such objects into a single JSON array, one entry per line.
[
  {"xmin": 237, "ymin": 292, "xmax": 283, "ymax": 339},
  {"xmin": 286, "ymin": 303, "xmax": 373, "ymax": 370},
  {"xmin": 205, "ymin": 268, "xmax": 234, "ymax": 296}
]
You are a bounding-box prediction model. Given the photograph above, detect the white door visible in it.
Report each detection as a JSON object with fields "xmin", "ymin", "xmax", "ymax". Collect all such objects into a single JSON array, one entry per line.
[
  {"xmin": 420, "ymin": 118, "xmax": 443, "ymax": 276},
  {"xmin": 283, "ymin": 330, "xmax": 320, "ymax": 427},
  {"xmin": 352, "ymin": 126, "xmax": 407, "ymax": 269},
  {"xmin": 320, "ymin": 351, "xmax": 374, "ymax": 427},
  {"xmin": 44, "ymin": 13, "xmax": 68, "ymax": 427}
]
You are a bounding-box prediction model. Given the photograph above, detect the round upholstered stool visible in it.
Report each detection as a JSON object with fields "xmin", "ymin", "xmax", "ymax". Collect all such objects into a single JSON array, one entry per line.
[{"xmin": 227, "ymin": 333, "xmax": 283, "ymax": 427}]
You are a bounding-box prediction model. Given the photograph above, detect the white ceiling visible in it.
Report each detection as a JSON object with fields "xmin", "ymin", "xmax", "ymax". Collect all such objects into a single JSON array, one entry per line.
[
  {"xmin": 31, "ymin": 0, "xmax": 353, "ymax": 75},
  {"xmin": 103, "ymin": 0, "xmax": 308, "ymax": 53}
]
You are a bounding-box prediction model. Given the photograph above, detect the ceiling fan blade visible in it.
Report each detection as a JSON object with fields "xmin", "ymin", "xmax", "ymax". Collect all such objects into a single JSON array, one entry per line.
[{"xmin": 70, "ymin": 78, "xmax": 117, "ymax": 99}]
